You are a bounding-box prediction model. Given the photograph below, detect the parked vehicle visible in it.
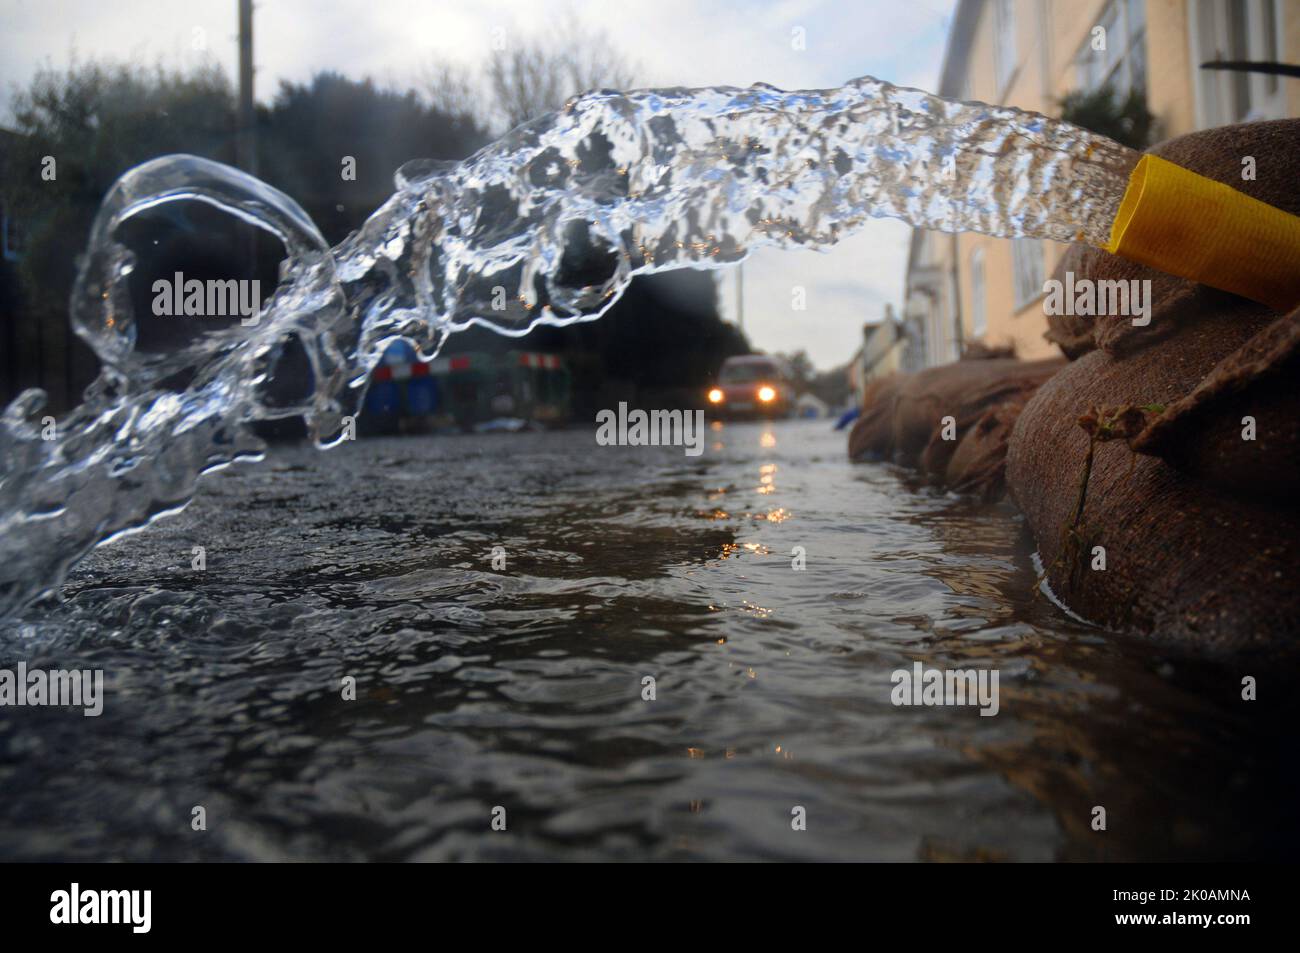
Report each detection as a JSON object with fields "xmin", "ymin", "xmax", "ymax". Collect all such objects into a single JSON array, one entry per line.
[
  {"xmin": 362, "ymin": 340, "xmax": 442, "ymax": 434},
  {"xmin": 364, "ymin": 345, "xmax": 572, "ymax": 433},
  {"xmin": 437, "ymin": 350, "xmax": 572, "ymax": 430},
  {"xmin": 706, "ymin": 355, "xmax": 795, "ymax": 419}
]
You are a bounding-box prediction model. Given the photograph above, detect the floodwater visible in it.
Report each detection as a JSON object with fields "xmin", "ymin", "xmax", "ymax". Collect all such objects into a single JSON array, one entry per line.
[{"xmin": 1, "ymin": 419, "xmax": 1295, "ymax": 861}]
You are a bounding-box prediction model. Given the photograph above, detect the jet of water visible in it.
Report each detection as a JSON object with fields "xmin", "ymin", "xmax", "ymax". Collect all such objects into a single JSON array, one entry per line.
[{"xmin": 0, "ymin": 75, "xmax": 1136, "ymax": 617}]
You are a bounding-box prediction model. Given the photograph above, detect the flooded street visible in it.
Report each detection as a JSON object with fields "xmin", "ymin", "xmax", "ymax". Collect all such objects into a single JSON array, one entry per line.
[{"xmin": 1, "ymin": 419, "xmax": 1296, "ymax": 861}]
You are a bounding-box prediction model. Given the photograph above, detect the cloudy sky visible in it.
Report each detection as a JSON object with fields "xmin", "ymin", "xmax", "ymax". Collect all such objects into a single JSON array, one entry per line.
[{"xmin": 0, "ymin": 0, "xmax": 957, "ymax": 368}]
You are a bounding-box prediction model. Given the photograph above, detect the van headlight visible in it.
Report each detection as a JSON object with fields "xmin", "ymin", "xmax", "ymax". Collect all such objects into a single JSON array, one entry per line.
[{"xmin": 757, "ymin": 385, "xmax": 777, "ymax": 403}]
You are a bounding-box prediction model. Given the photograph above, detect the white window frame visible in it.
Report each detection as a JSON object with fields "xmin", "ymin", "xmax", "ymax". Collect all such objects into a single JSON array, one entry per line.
[
  {"xmin": 946, "ymin": 261, "xmax": 962, "ymax": 361},
  {"xmin": 1073, "ymin": 0, "xmax": 1148, "ymax": 97},
  {"xmin": 1190, "ymin": 0, "xmax": 1286, "ymax": 128},
  {"xmin": 969, "ymin": 247, "xmax": 987, "ymax": 339},
  {"xmin": 994, "ymin": 0, "xmax": 1018, "ymax": 97},
  {"xmin": 1012, "ymin": 238, "xmax": 1043, "ymax": 311}
]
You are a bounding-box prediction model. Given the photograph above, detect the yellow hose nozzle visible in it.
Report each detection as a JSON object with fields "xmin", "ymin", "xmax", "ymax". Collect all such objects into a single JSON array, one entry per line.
[{"xmin": 1104, "ymin": 154, "xmax": 1300, "ymax": 313}]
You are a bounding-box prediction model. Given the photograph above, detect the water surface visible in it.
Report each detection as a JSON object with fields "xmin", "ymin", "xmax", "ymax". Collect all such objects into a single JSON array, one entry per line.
[{"xmin": 2, "ymin": 420, "xmax": 1294, "ymax": 861}]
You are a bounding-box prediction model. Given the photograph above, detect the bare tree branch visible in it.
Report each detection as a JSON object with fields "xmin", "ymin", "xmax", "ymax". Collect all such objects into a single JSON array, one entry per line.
[
  {"xmin": 485, "ymin": 19, "xmax": 638, "ymax": 130},
  {"xmin": 418, "ymin": 61, "xmax": 482, "ymax": 123}
]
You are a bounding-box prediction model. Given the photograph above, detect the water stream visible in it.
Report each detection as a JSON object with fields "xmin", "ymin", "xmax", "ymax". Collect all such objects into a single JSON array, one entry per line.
[
  {"xmin": 4, "ymin": 76, "xmax": 1295, "ymax": 864},
  {"xmin": 5, "ymin": 422, "xmax": 1296, "ymax": 860},
  {"xmin": 0, "ymin": 75, "xmax": 1138, "ymax": 616}
]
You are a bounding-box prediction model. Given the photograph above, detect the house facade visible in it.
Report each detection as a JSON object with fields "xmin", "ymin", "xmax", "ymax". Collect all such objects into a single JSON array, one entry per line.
[
  {"xmin": 903, "ymin": 0, "xmax": 1300, "ymax": 366},
  {"xmin": 848, "ymin": 305, "xmax": 908, "ymax": 406}
]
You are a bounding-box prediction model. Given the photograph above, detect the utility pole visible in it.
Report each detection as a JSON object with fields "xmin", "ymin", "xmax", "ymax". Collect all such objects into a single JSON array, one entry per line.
[
  {"xmin": 735, "ymin": 263, "xmax": 744, "ymax": 333},
  {"xmin": 236, "ymin": 0, "xmax": 257, "ymax": 282},
  {"xmin": 236, "ymin": 0, "xmax": 256, "ymax": 176}
]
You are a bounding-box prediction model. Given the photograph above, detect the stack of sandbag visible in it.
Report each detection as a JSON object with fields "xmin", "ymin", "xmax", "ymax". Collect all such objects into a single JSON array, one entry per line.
[
  {"xmin": 850, "ymin": 119, "xmax": 1300, "ymax": 652},
  {"xmin": 1007, "ymin": 119, "xmax": 1300, "ymax": 653},
  {"xmin": 848, "ymin": 354, "xmax": 1064, "ymax": 500}
]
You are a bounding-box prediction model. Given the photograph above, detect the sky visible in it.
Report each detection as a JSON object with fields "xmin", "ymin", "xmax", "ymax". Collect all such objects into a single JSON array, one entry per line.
[{"xmin": 0, "ymin": 0, "xmax": 958, "ymax": 368}]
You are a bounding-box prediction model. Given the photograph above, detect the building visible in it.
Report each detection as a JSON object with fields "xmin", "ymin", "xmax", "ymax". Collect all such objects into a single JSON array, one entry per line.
[
  {"xmin": 905, "ymin": 0, "xmax": 1300, "ymax": 366},
  {"xmin": 848, "ymin": 305, "xmax": 909, "ymax": 406}
]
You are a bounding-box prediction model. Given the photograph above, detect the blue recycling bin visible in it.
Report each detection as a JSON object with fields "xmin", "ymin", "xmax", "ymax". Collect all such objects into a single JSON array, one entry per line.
[{"xmin": 405, "ymin": 376, "xmax": 439, "ymax": 415}]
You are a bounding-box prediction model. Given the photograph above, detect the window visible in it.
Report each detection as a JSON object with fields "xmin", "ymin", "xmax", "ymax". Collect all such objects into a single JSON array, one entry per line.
[
  {"xmin": 1073, "ymin": 0, "xmax": 1148, "ymax": 97},
  {"xmin": 947, "ymin": 264, "xmax": 963, "ymax": 361},
  {"xmin": 1193, "ymin": 0, "xmax": 1285, "ymax": 126},
  {"xmin": 1012, "ymin": 239, "xmax": 1043, "ymax": 311},
  {"xmin": 969, "ymin": 248, "xmax": 987, "ymax": 339},
  {"xmin": 994, "ymin": 0, "xmax": 1017, "ymax": 95},
  {"xmin": 719, "ymin": 361, "xmax": 779, "ymax": 383},
  {"xmin": 1260, "ymin": 0, "xmax": 1280, "ymax": 99}
]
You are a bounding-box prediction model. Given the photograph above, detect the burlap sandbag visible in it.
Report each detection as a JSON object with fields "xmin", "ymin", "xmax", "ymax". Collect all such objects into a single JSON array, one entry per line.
[
  {"xmin": 849, "ymin": 356, "xmax": 1063, "ymax": 500},
  {"xmin": 847, "ymin": 374, "xmax": 901, "ymax": 462},
  {"xmin": 1007, "ymin": 119, "xmax": 1300, "ymax": 652}
]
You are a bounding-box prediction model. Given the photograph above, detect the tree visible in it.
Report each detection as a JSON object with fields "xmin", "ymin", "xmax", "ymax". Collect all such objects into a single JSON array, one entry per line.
[
  {"xmin": 0, "ymin": 59, "xmax": 493, "ymax": 411},
  {"xmin": 416, "ymin": 23, "xmax": 741, "ymax": 418},
  {"xmin": 448, "ymin": 269, "xmax": 750, "ymax": 415},
  {"xmin": 778, "ymin": 350, "xmax": 816, "ymax": 392},
  {"xmin": 0, "ymin": 58, "xmax": 236, "ymax": 409},
  {"xmin": 1059, "ymin": 85, "xmax": 1154, "ymax": 151},
  {"xmin": 258, "ymin": 72, "xmax": 490, "ymax": 244},
  {"xmin": 423, "ymin": 20, "xmax": 638, "ymax": 132},
  {"xmin": 0, "ymin": 52, "xmax": 730, "ymax": 428},
  {"xmin": 420, "ymin": 62, "xmax": 482, "ymax": 128},
  {"xmin": 809, "ymin": 363, "xmax": 852, "ymax": 410}
]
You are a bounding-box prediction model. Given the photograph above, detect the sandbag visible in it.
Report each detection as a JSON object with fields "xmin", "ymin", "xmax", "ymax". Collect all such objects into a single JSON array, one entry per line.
[
  {"xmin": 1007, "ymin": 119, "xmax": 1300, "ymax": 651},
  {"xmin": 848, "ymin": 356, "xmax": 1063, "ymax": 500},
  {"xmin": 846, "ymin": 374, "xmax": 901, "ymax": 462}
]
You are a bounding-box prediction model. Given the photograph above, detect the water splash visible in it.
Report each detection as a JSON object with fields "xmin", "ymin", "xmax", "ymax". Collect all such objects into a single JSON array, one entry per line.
[{"xmin": 0, "ymin": 75, "xmax": 1137, "ymax": 617}]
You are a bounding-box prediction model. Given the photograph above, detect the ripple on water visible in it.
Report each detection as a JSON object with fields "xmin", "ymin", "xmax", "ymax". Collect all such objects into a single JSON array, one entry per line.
[{"xmin": 2, "ymin": 421, "xmax": 1297, "ymax": 861}]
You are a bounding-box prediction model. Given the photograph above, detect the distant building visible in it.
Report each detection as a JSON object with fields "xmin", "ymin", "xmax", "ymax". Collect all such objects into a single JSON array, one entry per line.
[
  {"xmin": 795, "ymin": 391, "xmax": 830, "ymax": 418},
  {"xmin": 906, "ymin": 0, "xmax": 1300, "ymax": 366},
  {"xmin": 848, "ymin": 305, "xmax": 909, "ymax": 406}
]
